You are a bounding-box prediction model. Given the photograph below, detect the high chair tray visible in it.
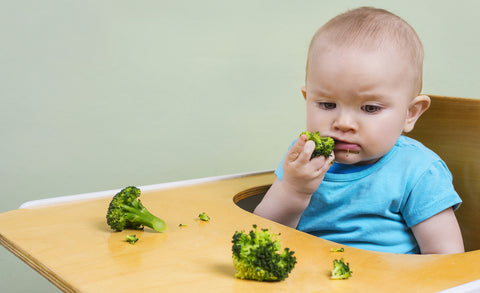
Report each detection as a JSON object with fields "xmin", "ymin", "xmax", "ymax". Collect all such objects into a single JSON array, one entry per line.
[{"xmin": 0, "ymin": 171, "xmax": 479, "ymax": 292}]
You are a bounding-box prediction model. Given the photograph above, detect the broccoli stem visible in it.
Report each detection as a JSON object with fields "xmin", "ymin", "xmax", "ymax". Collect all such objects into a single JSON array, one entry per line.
[{"xmin": 122, "ymin": 204, "xmax": 167, "ymax": 232}]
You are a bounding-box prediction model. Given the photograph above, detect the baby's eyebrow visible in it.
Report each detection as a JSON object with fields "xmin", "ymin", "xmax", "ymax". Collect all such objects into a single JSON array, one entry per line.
[
  {"xmin": 307, "ymin": 87, "xmax": 333, "ymax": 98},
  {"xmin": 356, "ymin": 92, "xmax": 385, "ymax": 101}
]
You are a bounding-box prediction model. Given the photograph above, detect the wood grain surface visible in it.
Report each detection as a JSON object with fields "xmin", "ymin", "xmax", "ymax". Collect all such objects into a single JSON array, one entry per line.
[{"xmin": 1, "ymin": 171, "xmax": 479, "ymax": 293}]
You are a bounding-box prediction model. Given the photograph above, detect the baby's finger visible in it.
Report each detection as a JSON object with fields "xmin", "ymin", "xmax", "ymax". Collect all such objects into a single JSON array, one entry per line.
[
  {"xmin": 284, "ymin": 136, "xmax": 307, "ymax": 162},
  {"xmin": 296, "ymin": 140, "xmax": 315, "ymax": 163},
  {"xmin": 311, "ymin": 153, "xmax": 335, "ymax": 175}
]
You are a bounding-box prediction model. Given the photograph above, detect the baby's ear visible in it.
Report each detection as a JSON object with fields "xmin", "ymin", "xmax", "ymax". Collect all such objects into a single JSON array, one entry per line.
[
  {"xmin": 403, "ymin": 95, "xmax": 431, "ymax": 133},
  {"xmin": 301, "ymin": 86, "xmax": 307, "ymax": 100}
]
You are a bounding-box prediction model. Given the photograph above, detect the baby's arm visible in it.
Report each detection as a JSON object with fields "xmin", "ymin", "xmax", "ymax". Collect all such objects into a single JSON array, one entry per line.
[
  {"xmin": 411, "ymin": 207, "xmax": 464, "ymax": 254},
  {"xmin": 253, "ymin": 135, "xmax": 334, "ymax": 228}
]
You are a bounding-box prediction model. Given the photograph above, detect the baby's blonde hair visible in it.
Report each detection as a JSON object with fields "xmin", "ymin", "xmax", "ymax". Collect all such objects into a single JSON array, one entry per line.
[{"xmin": 307, "ymin": 7, "xmax": 424, "ymax": 96}]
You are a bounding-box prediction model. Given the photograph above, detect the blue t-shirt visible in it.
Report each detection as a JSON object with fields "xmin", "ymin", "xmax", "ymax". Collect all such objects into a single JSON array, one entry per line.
[{"xmin": 275, "ymin": 135, "xmax": 462, "ymax": 254}]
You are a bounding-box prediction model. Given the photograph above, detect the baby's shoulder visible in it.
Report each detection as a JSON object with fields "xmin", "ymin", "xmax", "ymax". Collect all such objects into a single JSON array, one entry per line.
[{"xmin": 395, "ymin": 136, "xmax": 441, "ymax": 162}]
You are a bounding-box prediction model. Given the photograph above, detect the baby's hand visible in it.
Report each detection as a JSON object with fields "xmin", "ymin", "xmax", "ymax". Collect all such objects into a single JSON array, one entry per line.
[{"xmin": 282, "ymin": 135, "xmax": 334, "ymax": 196}]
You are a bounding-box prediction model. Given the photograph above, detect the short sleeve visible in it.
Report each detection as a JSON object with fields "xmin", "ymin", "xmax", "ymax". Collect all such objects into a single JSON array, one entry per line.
[
  {"xmin": 274, "ymin": 140, "xmax": 297, "ymax": 181},
  {"xmin": 274, "ymin": 157, "xmax": 284, "ymax": 180},
  {"xmin": 401, "ymin": 160, "xmax": 462, "ymax": 227}
]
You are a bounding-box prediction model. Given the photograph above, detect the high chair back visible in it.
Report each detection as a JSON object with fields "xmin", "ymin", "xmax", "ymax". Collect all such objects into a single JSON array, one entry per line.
[{"xmin": 406, "ymin": 95, "xmax": 480, "ymax": 251}]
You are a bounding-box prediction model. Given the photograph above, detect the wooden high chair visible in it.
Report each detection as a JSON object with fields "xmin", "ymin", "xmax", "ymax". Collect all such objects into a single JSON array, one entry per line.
[
  {"xmin": 406, "ymin": 95, "xmax": 480, "ymax": 252},
  {"xmin": 0, "ymin": 95, "xmax": 479, "ymax": 292}
]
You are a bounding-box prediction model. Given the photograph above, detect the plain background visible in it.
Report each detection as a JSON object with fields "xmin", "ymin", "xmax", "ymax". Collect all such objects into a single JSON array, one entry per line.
[{"xmin": 1, "ymin": 1, "xmax": 479, "ymax": 291}]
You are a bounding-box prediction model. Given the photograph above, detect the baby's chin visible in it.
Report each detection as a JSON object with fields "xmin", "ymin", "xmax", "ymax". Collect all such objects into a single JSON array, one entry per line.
[
  {"xmin": 332, "ymin": 149, "xmax": 360, "ymax": 164},
  {"xmin": 332, "ymin": 150, "xmax": 380, "ymax": 165}
]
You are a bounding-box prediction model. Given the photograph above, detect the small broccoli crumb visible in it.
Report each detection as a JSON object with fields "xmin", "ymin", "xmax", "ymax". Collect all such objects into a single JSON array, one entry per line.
[
  {"xmin": 179, "ymin": 224, "xmax": 188, "ymax": 227},
  {"xmin": 331, "ymin": 258, "xmax": 352, "ymax": 280},
  {"xmin": 198, "ymin": 212, "xmax": 210, "ymax": 221},
  {"xmin": 345, "ymin": 149, "xmax": 360, "ymax": 157},
  {"xmin": 330, "ymin": 247, "xmax": 344, "ymax": 252},
  {"xmin": 125, "ymin": 234, "xmax": 139, "ymax": 244}
]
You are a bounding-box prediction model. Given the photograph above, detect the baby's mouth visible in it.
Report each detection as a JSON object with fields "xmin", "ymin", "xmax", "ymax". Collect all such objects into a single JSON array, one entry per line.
[{"xmin": 333, "ymin": 140, "xmax": 361, "ymax": 153}]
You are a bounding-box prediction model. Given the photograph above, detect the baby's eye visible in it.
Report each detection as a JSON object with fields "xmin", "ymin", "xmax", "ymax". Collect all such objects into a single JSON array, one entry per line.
[
  {"xmin": 318, "ymin": 102, "xmax": 336, "ymax": 110},
  {"xmin": 361, "ymin": 104, "xmax": 381, "ymax": 113}
]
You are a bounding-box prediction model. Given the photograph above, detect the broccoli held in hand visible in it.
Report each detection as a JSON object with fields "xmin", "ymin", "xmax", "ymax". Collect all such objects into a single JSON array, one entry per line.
[
  {"xmin": 231, "ymin": 225, "xmax": 297, "ymax": 282},
  {"xmin": 331, "ymin": 258, "xmax": 353, "ymax": 280},
  {"xmin": 300, "ymin": 131, "xmax": 334, "ymax": 158},
  {"xmin": 106, "ymin": 186, "xmax": 166, "ymax": 233}
]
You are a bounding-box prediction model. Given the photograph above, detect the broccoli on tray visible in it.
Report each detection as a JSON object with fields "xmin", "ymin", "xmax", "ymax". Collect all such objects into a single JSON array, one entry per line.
[
  {"xmin": 300, "ymin": 130, "xmax": 335, "ymax": 158},
  {"xmin": 331, "ymin": 258, "xmax": 353, "ymax": 280},
  {"xmin": 232, "ymin": 224, "xmax": 297, "ymax": 282},
  {"xmin": 106, "ymin": 186, "xmax": 166, "ymax": 233},
  {"xmin": 125, "ymin": 234, "xmax": 139, "ymax": 244},
  {"xmin": 198, "ymin": 212, "xmax": 210, "ymax": 222}
]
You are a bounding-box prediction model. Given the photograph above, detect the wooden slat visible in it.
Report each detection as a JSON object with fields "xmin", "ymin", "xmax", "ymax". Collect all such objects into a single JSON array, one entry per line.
[{"xmin": 407, "ymin": 95, "xmax": 480, "ymax": 251}]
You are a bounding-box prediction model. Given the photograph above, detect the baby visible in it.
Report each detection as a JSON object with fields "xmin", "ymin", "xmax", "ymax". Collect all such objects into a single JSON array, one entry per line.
[{"xmin": 254, "ymin": 7, "xmax": 464, "ymax": 254}]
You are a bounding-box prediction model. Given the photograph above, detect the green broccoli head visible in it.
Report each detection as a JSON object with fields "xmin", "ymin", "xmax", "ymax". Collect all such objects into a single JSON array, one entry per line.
[
  {"xmin": 106, "ymin": 186, "xmax": 166, "ymax": 233},
  {"xmin": 231, "ymin": 224, "xmax": 297, "ymax": 282},
  {"xmin": 331, "ymin": 258, "xmax": 352, "ymax": 280},
  {"xmin": 300, "ymin": 131, "xmax": 335, "ymax": 158}
]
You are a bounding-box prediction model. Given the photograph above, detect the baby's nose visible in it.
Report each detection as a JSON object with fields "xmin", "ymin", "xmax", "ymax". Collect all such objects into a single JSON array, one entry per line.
[{"xmin": 333, "ymin": 112, "xmax": 357, "ymax": 133}]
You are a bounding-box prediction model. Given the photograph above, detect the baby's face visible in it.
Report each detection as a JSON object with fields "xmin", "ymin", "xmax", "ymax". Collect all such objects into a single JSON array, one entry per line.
[{"xmin": 304, "ymin": 46, "xmax": 415, "ymax": 165}]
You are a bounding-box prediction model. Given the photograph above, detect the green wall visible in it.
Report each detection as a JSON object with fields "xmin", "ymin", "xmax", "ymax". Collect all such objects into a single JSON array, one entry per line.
[{"xmin": 1, "ymin": 1, "xmax": 479, "ymax": 291}]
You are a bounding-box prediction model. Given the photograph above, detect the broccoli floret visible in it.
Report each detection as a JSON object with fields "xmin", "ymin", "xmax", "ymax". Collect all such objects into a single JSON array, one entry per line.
[
  {"xmin": 106, "ymin": 186, "xmax": 166, "ymax": 233},
  {"xmin": 125, "ymin": 234, "xmax": 139, "ymax": 244},
  {"xmin": 300, "ymin": 131, "xmax": 335, "ymax": 158},
  {"xmin": 331, "ymin": 258, "xmax": 352, "ymax": 280},
  {"xmin": 231, "ymin": 224, "xmax": 297, "ymax": 282},
  {"xmin": 198, "ymin": 212, "xmax": 210, "ymax": 221}
]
